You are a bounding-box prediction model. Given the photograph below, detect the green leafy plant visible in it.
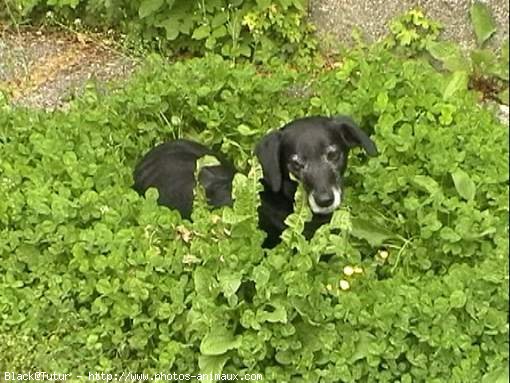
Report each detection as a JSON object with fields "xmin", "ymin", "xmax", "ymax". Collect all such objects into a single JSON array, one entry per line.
[
  {"xmin": 385, "ymin": 7, "xmax": 508, "ymax": 105},
  {"xmin": 386, "ymin": 8, "xmax": 441, "ymax": 52},
  {"xmin": 0, "ymin": 15, "xmax": 508, "ymax": 383},
  {"xmin": 1, "ymin": 0, "xmax": 316, "ymax": 63},
  {"xmin": 470, "ymin": 1, "xmax": 497, "ymax": 46}
]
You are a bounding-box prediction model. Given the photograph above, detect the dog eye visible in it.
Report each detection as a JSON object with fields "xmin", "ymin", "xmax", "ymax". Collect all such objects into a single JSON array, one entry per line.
[
  {"xmin": 326, "ymin": 149, "xmax": 341, "ymax": 162},
  {"xmin": 289, "ymin": 157, "xmax": 304, "ymax": 171}
]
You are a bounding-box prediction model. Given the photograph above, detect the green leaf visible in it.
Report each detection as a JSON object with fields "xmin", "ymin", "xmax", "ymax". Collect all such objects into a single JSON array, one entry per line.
[
  {"xmin": 351, "ymin": 331, "xmax": 377, "ymax": 362},
  {"xmin": 374, "ymin": 92, "xmax": 389, "ymax": 112},
  {"xmin": 211, "ymin": 12, "xmax": 228, "ymax": 28},
  {"xmin": 212, "ymin": 25, "xmax": 227, "ymax": 39},
  {"xmin": 96, "ymin": 278, "xmax": 112, "ymax": 295},
  {"xmin": 200, "ymin": 327, "xmax": 241, "ymax": 355},
  {"xmin": 329, "ymin": 209, "xmax": 352, "ymax": 232},
  {"xmin": 218, "ymin": 271, "xmax": 241, "ymax": 298},
  {"xmin": 199, "ymin": 354, "xmax": 229, "ymax": 377},
  {"xmin": 222, "ymin": 208, "xmax": 251, "ymax": 225},
  {"xmin": 156, "ymin": 302, "xmax": 173, "ymax": 320},
  {"xmin": 291, "ymin": 0, "xmax": 304, "ymax": 10},
  {"xmin": 275, "ymin": 350, "xmax": 293, "ymax": 365},
  {"xmin": 449, "ymin": 290, "xmax": 467, "ymax": 308},
  {"xmin": 440, "ymin": 227, "xmax": 461, "ymax": 242},
  {"xmin": 236, "ymin": 124, "xmax": 257, "ymax": 136},
  {"xmin": 350, "ymin": 217, "xmax": 396, "ymax": 247},
  {"xmin": 257, "ymin": 302, "xmax": 287, "ymax": 323},
  {"xmin": 482, "ymin": 365, "xmax": 509, "ymax": 383},
  {"xmin": 194, "ymin": 267, "xmax": 216, "ymax": 297},
  {"xmin": 256, "ymin": 0, "xmax": 271, "ymax": 7},
  {"xmin": 252, "ymin": 265, "xmax": 270, "ymax": 288},
  {"xmin": 285, "ymin": 185, "xmax": 312, "ymax": 230},
  {"xmin": 452, "ymin": 169, "xmax": 476, "ymax": 201},
  {"xmin": 443, "ymin": 71, "xmax": 469, "ymax": 100},
  {"xmin": 139, "ymin": 0, "xmax": 164, "ymax": 18},
  {"xmin": 412, "ymin": 175, "xmax": 441, "ymax": 195},
  {"xmin": 239, "ymin": 44, "xmax": 252, "ymax": 58},
  {"xmin": 310, "ymin": 97, "xmax": 322, "ymax": 107},
  {"xmin": 197, "ymin": 155, "xmax": 221, "ymax": 170},
  {"xmin": 426, "ymin": 40, "xmax": 468, "ymax": 72},
  {"xmin": 471, "ymin": 49, "xmax": 508, "ymax": 80},
  {"xmin": 205, "ymin": 36, "xmax": 217, "ymax": 50},
  {"xmin": 192, "ymin": 25, "xmax": 211, "ymax": 40},
  {"xmin": 159, "ymin": 17, "xmax": 180, "ymax": 40},
  {"xmin": 470, "ymin": 2, "xmax": 497, "ymax": 46},
  {"xmin": 438, "ymin": 103, "xmax": 457, "ymax": 125}
]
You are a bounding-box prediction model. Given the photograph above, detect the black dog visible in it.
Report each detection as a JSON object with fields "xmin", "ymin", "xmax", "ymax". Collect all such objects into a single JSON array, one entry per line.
[
  {"xmin": 255, "ymin": 115, "xmax": 377, "ymax": 247},
  {"xmin": 133, "ymin": 116, "xmax": 377, "ymax": 247},
  {"xmin": 133, "ymin": 139, "xmax": 235, "ymax": 219}
]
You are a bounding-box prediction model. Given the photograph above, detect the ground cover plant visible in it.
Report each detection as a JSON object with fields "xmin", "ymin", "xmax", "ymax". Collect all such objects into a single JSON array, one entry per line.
[
  {"xmin": 0, "ymin": 8, "xmax": 509, "ymax": 383},
  {"xmin": 387, "ymin": 6, "xmax": 508, "ymax": 105},
  {"xmin": 2, "ymin": 0, "xmax": 316, "ymax": 63}
]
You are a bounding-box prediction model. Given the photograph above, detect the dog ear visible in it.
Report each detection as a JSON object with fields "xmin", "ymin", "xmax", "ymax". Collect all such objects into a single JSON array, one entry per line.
[
  {"xmin": 255, "ymin": 131, "xmax": 282, "ymax": 193},
  {"xmin": 331, "ymin": 116, "xmax": 378, "ymax": 156}
]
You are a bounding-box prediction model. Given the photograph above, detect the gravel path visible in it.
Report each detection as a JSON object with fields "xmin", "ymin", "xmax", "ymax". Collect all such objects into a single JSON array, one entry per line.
[{"xmin": 0, "ymin": 26, "xmax": 137, "ymax": 110}]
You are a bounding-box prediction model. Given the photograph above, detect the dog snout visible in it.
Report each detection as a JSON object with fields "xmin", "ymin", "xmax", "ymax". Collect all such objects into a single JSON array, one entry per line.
[
  {"xmin": 313, "ymin": 190, "xmax": 335, "ymax": 207},
  {"xmin": 303, "ymin": 164, "xmax": 342, "ymax": 214}
]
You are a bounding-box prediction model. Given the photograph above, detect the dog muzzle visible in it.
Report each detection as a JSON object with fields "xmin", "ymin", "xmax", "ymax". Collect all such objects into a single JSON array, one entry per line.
[{"xmin": 308, "ymin": 187, "xmax": 342, "ymax": 215}]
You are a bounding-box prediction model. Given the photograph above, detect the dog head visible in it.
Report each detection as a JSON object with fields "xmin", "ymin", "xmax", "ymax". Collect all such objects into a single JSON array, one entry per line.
[{"xmin": 255, "ymin": 116, "xmax": 378, "ymax": 215}]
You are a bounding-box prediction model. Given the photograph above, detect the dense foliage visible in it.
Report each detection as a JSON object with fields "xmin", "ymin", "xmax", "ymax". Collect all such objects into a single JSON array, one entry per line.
[
  {"xmin": 2, "ymin": 0, "xmax": 316, "ymax": 62},
  {"xmin": 1, "ymin": 5, "xmax": 509, "ymax": 382},
  {"xmin": 1, "ymin": 41, "xmax": 508, "ymax": 381}
]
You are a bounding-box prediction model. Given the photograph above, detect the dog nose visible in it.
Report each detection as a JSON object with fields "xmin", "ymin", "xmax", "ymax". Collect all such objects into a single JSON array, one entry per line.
[{"xmin": 314, "ymin": 191, "xmax": 334, "ymax": 207}]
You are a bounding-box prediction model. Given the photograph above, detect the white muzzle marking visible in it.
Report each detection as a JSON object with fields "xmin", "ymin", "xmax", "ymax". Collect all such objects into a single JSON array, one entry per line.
[{"xmin": 308, "ymin": 187, "xmax": 342, "ymax": 215}]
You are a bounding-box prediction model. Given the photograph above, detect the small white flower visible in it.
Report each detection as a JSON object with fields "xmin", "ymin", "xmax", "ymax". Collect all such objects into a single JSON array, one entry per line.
[
  {"xmin": 339, "ymin": 280, "xmax": 350, "ymax": 290},
  {"xmin": 379, "ymin": 250, "xmax": 389, "ymax": 259}
]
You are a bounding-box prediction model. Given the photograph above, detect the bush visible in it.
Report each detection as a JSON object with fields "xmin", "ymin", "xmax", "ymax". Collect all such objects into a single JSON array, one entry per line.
[
  {"xmin": 0, "ymin": 43, "xmax": 508, "ymax": 381},
  {"xmin": 2, "ymin": 0, "xmax": 316, "ymax": 63}
]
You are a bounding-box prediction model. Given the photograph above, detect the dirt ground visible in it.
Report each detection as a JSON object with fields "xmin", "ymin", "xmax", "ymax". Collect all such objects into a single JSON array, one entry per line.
[{"xmin": 0, "ymin": 25, "xmax": 137, "ymax": 109}]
